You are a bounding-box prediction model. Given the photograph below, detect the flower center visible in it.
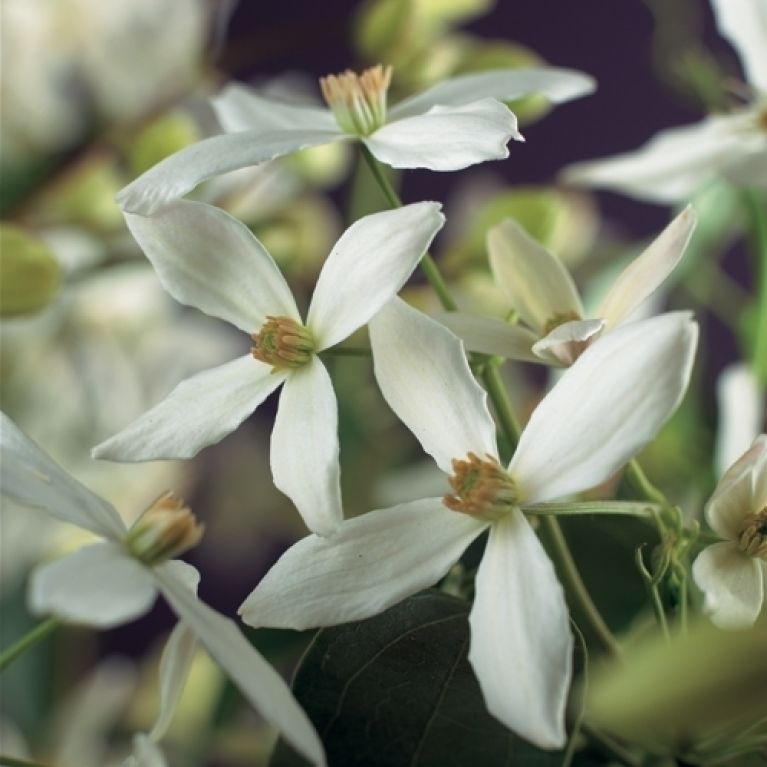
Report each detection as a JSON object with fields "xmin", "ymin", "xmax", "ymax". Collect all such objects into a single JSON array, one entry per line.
[
  {"xmin": 125, "ymin": 492, "xmax": 204, "ymax": 566},
  {"xmin": 542, "ymin": 310, "xmax": 581, "ymax": 335},
  {"xmin": 443, "ymin": 452, "xmax": 517, "ymax": 522},
  {"xmin": 320, "ymin": 64, "xmax": 392, "ymax": 136},
  {"xmin": 738, "ymin": 507, "xmax": 767, "ymax": 559},
  {"xmin": 251, "ymin": 316, "xmax": 315, "ymax": 371}
]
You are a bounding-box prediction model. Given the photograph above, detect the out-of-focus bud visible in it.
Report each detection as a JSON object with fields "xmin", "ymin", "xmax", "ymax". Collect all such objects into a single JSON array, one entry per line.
[
  {"xmin": 126, "ymin": 112, "xmax": 201, "ymax": 178},
  {"xmin": 0, "ymin": 224, "xmax": 60, "ymax": 316},
  {"xmin": 286, "ymin": 142, "xmax": 352, "ymax": 188},
  {"xmin": 587, "ymin": 618, "xmax": 767, "ymax": 762}
]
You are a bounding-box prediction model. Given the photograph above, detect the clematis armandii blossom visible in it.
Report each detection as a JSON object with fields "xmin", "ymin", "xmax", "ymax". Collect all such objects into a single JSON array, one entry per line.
[
  {"xmin": 440, "ymin": 206, "xmax": 696, "ymax": 366},
  {"xmin": 561, "ymin": 0, "xmax": 767, "ymax": 202},
  {"xmin": 239, "ymin": 299, "xmax": 698, "ymax": 748},
  {"xmin": 116, "ymin": 65, "xmax": 595, "ymax": 215},
  {"xmin": 92, "ymin": 200, "xmax": 444, "ymax": 536},
  {"xmin": 0, "ymin": 412, "xmax": 326, "ymax": 767},
  {"xmin": 693, "ymin": 435, "xmax": 767, "ymax": 629}
]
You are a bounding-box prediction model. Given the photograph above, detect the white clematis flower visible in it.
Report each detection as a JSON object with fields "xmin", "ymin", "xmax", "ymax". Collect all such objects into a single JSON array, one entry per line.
[
  {"xmin": 693, "ymin": 435, "xmax": 767, "ymax": 629},
  {"xmin": 0, "ymin": 413, "xmax": 326, "ymax": 767},
  {"xmin": 116, "ymin": 65, "xmax": 595, "ymax": 215},
  {"xmin": 92, "ymin": 200, "xmax": 444, "ymax": 536},
  {"xmin": 239, "ymin": 299, "xmax": 698, "ymax": 748},
  {"xmin": 440, "ymin": 206, "xmax": 696, "ymax": 366},
  {"xmin": 561, "ymin": 0, "xmax": 767, "ymax": 202}
]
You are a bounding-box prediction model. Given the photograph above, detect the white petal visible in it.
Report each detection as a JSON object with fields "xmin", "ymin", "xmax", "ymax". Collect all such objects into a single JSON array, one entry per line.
[
  {"xmin": 711, "ymin": 0, "xmax": 767, "ymax": 94},
  {"xmin": 149, "ymin": 623, "xmax": 198, "ymax": 742},
  {"xmin": 365, "ymin": 99, "xmax": 522, "ymax": 172},
  {"xmin": 469, "ymin": 510, "xmax": 572, "ymax": 749},
  {"xmin": 29, "ymin": 543, "xmax": 157, "ymax": 628},
  {"xmin": 510, "ymin": 313, "xmax": 698, "ymax": 504},
  {"xmin": 488, "ymin": 218, "xmax": 583, "ymax": 333},
  {"xmin": 240, "ymin": 498, "xmax": 486, "ymax": 630},
  {"xmin": 126, "ymin": 734, "xmax": 167, "ymax": 767},
  {"xmin": 562, "ymin": 115, "xmax": 756, "ymax": 203},
  {"xmin": 716, "ymin": 365, "xmax": 765, "ymax": 478},
  {"xmin": 117, "ymin": 129, "xmax": 346, "ymax": 216},
  {"xmin": 271, "ymin": 359, "xmax": 342, "ymax": 536},
  {"xmin": 369, "ymin": 298, "xmax": 498, "ymax": 473},
  {"xmin": 151, "ymin": 565, "xmax": 327, "ymax": 767},
  {"xmin": 93, "ymin": 356, "xmax": 287, "ymax": 462},
  {"xmin": 307, "ymin": 203, "xmax": 445, "ymax": 350},
  {"xmin": 692, "ymin": 542, "xmax": 765, "ymax": 629},
  {"xmin": 706, "ymin": 435, "xmax": 767, "ymax": 540},
  {"xmin": 435, "ymin": 313, "xmax": 542, "ymax": 362},
  {"xmin": 212, "ymin": 83, "xmax": 338, "ymax": 133},
  {"xmin": 532, "ymin": 318, "xmax": 605, "ymax": 366},
  {"xmin": 597, "ymin": 207, "xmax": 696, "ymax": 329},
  {"xmin": 124, "ymin": 200, "xmax": 300, "ymax": 333},
  {"xmin": 0, "ymin": 412, "xmax": 125, "ymax": 540},
  {"xmin": 389, "ymin": 67, "xmax": 596, "ymax": 120}
]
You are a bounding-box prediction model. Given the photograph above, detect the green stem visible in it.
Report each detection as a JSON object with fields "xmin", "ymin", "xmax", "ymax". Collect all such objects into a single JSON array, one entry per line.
[
  {"xmin": 479, "ymin": 362, "xmax": 520, "ymax": 453},
  {"xmin": 360, "ymin": 145, "xmax": 457, "ymax": 311},
  {"xmin": 743, "ymin": 190, "xmax": 767, "ymax": 387},
  {"xmin": 624, "ymin": 460, "xmax": 672, "ymax": 511},
  {"xmin": 0, "ymin": 617, "xmax": 60, "ymax": 673},
  {"xmin": 321, "ymin": 346, "xmax": 371, "ymax": 357},
  {"xmin": 0, "ymin": 757, "xmax": 53, "ymax": 767}
]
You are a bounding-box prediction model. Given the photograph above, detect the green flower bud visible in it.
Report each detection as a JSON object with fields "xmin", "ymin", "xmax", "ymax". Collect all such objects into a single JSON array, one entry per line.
[{"xmin": 126, "ymin": 112, "xmax": 200, "ymax": 177}]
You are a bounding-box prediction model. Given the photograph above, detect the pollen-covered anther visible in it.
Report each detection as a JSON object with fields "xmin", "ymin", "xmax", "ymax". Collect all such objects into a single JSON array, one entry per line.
[
  {"xmin": 320, "ymin": 64, "xmax": 393, "ymax": 136},
  {"xmin": 738, "ymin": 507, "xmax": 767, "ymax": 559},
  {"xmin": 125, "ymin": 492, "xmax": 204, "ymax": 565},
  {"xmin": 443, "ymin": 452, "xmax": 517, "ymax": 521},
  {"xmin": 251, "ymin": 315, "xmax": 315, "ymax": 371}
]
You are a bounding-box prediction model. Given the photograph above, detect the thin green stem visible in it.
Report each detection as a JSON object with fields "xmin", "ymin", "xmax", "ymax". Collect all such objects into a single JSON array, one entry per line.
[
  {"xmin": 524, "ymin": 501, "xmax": 660, "ymax": 518},
  {"xmin": 743, "ymin": 190, "xmax": 767, "ymax": 386},
  {"xmin": 320, "ymin": 346, "xmax": 371, "ymax": 357},
  {"xmin": 624, "ymin": 460, "xmax": 672, "ymax": 511},
  {"xmin": 359, "ymin": 146, "xmax": 457, "ymax": 311},
  {"xmin": 0, "ymin": 617, "xmax": 60, "ymax": 673},
  {"xmin": 479, "ymin": 362, "xmax": 520, "ymax": 453},
  {"xmin": 635, "ymin": 547, "xmax": 670, "ymax": 641},
  {"xmin": 0, "ymin": 757, "xmax": 54, "ymax": 767}
]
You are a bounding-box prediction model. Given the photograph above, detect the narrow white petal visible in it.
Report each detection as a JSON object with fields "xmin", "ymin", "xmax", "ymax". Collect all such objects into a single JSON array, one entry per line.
[
  {"xmin": 369, "ymin": 298, "xmax": 498, "ymax": 473},
  {"xmin": 152, "ymin": 565, "xmax": 327, "ymax": 767},
  {"xmin": 692, "ymin": 542, "xmax": 765, "ymax": 629},
  {"xmin": 212, "ymin": 83, "xmax": 338, "ymax": 133},
  {"xmin": 435, "ymin": 313, "xmax": 542, "ymax": 363},
  {"xmin": 149, "ymin": 623, "xmax": 198, "ymax": 742},
  {"xmin": 365, "ymin": 99, "xmax": 522, "ymax": 172},
  {"xmin": 488, "ymin": 218, "xmax": 583, "ymax": 333},
  {"xmin": 0, "ymin": 412, "xmax": 125, "ymax": 540},
  {"xmin": 93, "ymin": 357, "xmax": 287, "ymax": 462},
  {"xmin": 706, "ymin": 435, "xmax": 767, "ymax": 541},
  {"xmin": 127, "ymin": 734, "xmax": 167, "ymax": 767},
  {"xmin": 532, "ymin": 318, "xmax": 605, "ymax": 366},
  {"xmin": 469, "ymin": 510, "xmax": 572, "ymax": 749},
  {"xmin": 117, "ymin": 129, "xmax": 346, "ymax": 216},
  {"xmin": 562, "ymin": 115, "xmax": 750, "ymax": 203},
  {"xmin": 711, "ymin": 0, "xmax": 767, "ymax": 94},
  {"xmin": 29, "ymin": 543, "xmax": 157, "ymax": 628},
  {"xmin": 389, "ymin": 67, "xmax": 596, "ymax": 120},
  {"xmin": 124, "ymin": 200, "xmax": 300, "ymax": 333},
  {"xmin": 510, "ymin": 313, "xmax": 698, "ymax": 504},
  {"xmin": 307, "ymin": 203, "xmax": 444, "ymax": 350},
  {"xmin": 240, "ymin": 499, "xmax": 486, "ymax": 630},
  {"xmin": 597, "ymin": 207, "xmax": 696, "ymax": 329},
  {"xmin": 271, "ymin": 359, "xmax": 342, "ymax": 536}
]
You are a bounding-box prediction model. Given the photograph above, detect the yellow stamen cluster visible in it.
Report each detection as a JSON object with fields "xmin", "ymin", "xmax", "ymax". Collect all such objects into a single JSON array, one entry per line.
[
  {"xmin": 251, "ymin": 316, "xmax": 315, "ymax": 371},
  {"xmin": 444, "ymin": 452, "xmax": 517, "ymax": 522},
  {"xmin": 738, "ymin": 508, "xmax": 767, "ymax": 559},
  {"xmin": 542, "ymin": 310, "xmax": 581, "ymax": 336},
  {"xmin": 320, "ymin": 65, "xmax": 392, "ymax": 136},
  {"xmin": 125, "ymin": 492, "xmax": 204, "ymax": 565}
]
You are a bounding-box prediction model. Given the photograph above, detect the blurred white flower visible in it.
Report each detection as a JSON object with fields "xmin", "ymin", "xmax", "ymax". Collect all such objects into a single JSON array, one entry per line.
[
  {"xmin": 93, "ymin": 201, "xmax": 444, "ymax": 536},
  {"xmin": 240, "ymin": 299, "xmax": 698, "ymax": 749},
  {"xmin": 693, "ymin": 435, "xmax": 767, "ymax": 629},
  {"xmin": 562, "ymin": 0, "xmax": 767, "ymax": 202},
  {"xmin": 117, "ymin": 66, "xmax": 595, "ymax": 215},
  {"xmin": 0, "ymin": 413, "xmax": 326, "ymax": 767},
  {"xmin": 439, "ymin": 206, "xmax": 696, "ymax": 365}
]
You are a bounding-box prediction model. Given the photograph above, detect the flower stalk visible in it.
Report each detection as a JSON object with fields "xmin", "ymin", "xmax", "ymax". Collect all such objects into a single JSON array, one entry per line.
[{"xmin": 0, "ymin": 616, "xmax": 61, "ymax": 673}]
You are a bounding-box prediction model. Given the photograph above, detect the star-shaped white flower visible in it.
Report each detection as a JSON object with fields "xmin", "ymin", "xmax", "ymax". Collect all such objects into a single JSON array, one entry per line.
[
  {"xmin": 0, "ymin": 412, "xmax": 326, "ymax": 767},
  {"xmin": 239, "ymin": 298, "xmax": 698, "ymax": 748},
  {"xmin": 693, "ymin": 435, "xmax": 767, "ymax": 629},
  {"xmin": 117, "ymin": 65, "xmax": 595, "ymax": 215},
  {"xmin": 440, "ymin": 206, "xmax": 696, "ymax": 366},
  {"xmin": 562, "ymin": 0, "xmax": 767, "ymax": 202},
  {"xmin": 92, "ymin": 200, "xmax": 444, "ymax": 535}
]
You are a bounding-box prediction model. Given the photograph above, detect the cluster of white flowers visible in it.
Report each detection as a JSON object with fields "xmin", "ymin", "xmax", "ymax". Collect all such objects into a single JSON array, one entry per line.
[{"xmin": 2, "ymin": 1, "xmax": 766, "ymax": 764}]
